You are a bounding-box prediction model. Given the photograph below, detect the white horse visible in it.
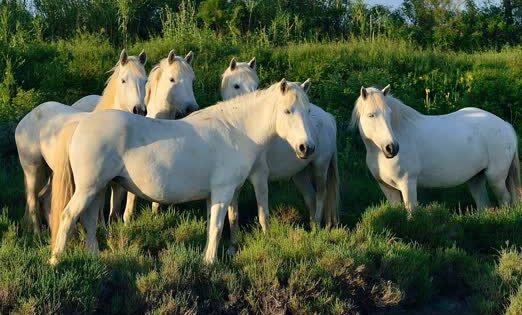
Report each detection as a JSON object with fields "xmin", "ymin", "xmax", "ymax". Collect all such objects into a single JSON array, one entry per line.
[
  {"xmin": 351, "ymin": 85, "xmax": 521, "ymax": 216},
  {"xmin": 49, "ymin": 79, "xmax": 315, "ymax": 265},
  {"xmin": 106, "ymin": 50, "xmax": 199, "ymax": 222},
  {"xmin": 220, "ymin": 57, "xmax": 258, "ymax": 100},
  {"xmin": 217, "ymin": 57, "xmax": 339, "ymax": 253},
  {"xmin": 72, "ymin": 51, "xmax": 197, "ymax": 118},
  {"xmin": 15, "ymin": 49, "xmax": 148, "ymax": 233}
]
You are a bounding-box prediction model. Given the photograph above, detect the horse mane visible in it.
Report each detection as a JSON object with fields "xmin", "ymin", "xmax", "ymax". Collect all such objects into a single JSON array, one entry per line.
[
  {"xmin": 221, "ymin": 63, "xmax": 259, "ymax": 94},
  {"xmin": 350, "ymin": 87, "xmax": 422, "ymax": 130},
  {"xmin": 94, "ymin": 56, "xmax": 147, "ymax": 111}
]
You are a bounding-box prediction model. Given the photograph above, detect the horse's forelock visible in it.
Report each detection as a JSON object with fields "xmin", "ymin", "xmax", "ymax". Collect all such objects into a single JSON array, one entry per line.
[
  {"xmin": 105, "ymin": 56, "xmax": 147, "ymax": 86},
  {"xmin": 350, "ymin": 88, "xmax": 386, "ymax": 129}
]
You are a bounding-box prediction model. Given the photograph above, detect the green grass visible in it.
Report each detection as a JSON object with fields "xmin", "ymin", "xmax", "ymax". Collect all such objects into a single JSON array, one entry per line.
[{"xmin": 0, "ymin": 202, "xmax": 521, "ymax": 314}]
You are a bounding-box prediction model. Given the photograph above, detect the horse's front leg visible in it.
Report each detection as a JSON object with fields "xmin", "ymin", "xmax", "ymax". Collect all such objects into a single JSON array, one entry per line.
[
  {"xmin": 249, "ymin": 162, "xmax": 270, "ymax": 233},
  {"xmin": 292, "ymin": 169, "xmax": 316, "ymax": 222},
  {"xmin": 204, "ymin": 187, "xmax": 235, "ymax": 263},
  {"xmin": 226, "ymin": 188, "xmax": 241, "ymax": 256},
  {"xmin": 398, "ymin": 178, "xmax": 417, "ymax": 219},
  {"xmin": 378, "ymin": 182, "xmax": 402, "ymax": 205},
  {"xmin": 109, "ymin": 183, "xmax": 126, "ymax": 224}
]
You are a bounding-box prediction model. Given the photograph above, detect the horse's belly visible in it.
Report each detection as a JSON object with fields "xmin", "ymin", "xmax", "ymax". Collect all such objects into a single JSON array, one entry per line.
[
  {"xmin": 267, "ymin": 138, "xmax": 309, "ymax": 181},
  {"xmin": 416, "ymin": 152, "xmax": 488, "ymax": 188}
]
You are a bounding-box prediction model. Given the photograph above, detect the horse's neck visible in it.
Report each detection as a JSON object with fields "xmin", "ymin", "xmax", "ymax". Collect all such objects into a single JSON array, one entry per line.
[
  {"xmin": 93, "ymin": 75, "xmax": 119, "ymax": 112},
  {"xmin": 388, "ymin": 97, "xmax": 423, "ymax": 131}
]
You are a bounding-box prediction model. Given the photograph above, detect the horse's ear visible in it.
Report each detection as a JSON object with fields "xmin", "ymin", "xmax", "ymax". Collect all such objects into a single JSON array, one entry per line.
[
  {"xmin": 280, "ymin": 78, "xmax": 288, "ymax": 94},
  {"xmin": 360, "ymin": 86, "xmax": 368, "ymax": 100},
  {"xmin": 119, "ymin": 49, "xmax": 128, "ymax": 65},
  {"xmin": 248, "ymin": 57, "xmax": 256, "ymax": 69},
  {"xmin": 138, "ymin": 50, "xmax": 147, "ymax": 65},
  {"xmin": 382, "ymin": 84, "xmax": 391, "ymax": 95},
  {"xmin": 168, "ymin": 50, "xmax": 176, "ymax": 65},
  {"xmin": 184, "ymin": 51, "xmax": 194, "ymax": 65},
  {"xmin": 229, "ymin": 57, "xmax": 237, "ymax": 71},
  {"xmin": 300, "ymin": 78, "xmax": 311, "ymax": 93}
]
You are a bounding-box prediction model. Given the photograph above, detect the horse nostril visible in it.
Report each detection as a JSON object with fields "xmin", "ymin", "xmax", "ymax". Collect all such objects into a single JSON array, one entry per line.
[
  {"xmin": 132, "ymin": 107, "xmax": 138, "ymax": 114},
  {"xmin": 385, "ymin": 144, "xmax": 393, "ymax": 154},
  {"xmin": 299, "ymin": 144, "xmax": 307, "ymax": 154}
]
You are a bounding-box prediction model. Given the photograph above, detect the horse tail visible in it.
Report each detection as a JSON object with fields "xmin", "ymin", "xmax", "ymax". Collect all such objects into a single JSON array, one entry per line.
[
  {"xmin": 324, "ymin": 148, "xmax": 340, "ymax": 228},
  {"xmin": 507, "ymin": 146, "xmax": 521, "ymax": 204},
  {"xmin": 50, "ymin": 122, "xmax": 78, "ymax": 250}
]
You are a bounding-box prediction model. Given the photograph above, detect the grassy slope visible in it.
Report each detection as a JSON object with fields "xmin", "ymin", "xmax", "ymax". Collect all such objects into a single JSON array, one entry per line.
[{"xmin": 2, "ymin": 39, "xmax": 522, "ymax": 314}]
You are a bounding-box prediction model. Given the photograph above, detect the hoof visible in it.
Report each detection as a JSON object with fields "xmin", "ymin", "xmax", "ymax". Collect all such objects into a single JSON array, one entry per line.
[{"xmin": 48, "ymin": 256, "xmax": 59, "ymax": 267}]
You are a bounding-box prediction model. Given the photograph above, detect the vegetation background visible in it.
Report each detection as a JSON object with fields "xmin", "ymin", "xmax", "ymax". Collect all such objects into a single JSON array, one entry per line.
[{"xmin": 0, "ymin": 0, "xmax": 522, "ymax": 314}]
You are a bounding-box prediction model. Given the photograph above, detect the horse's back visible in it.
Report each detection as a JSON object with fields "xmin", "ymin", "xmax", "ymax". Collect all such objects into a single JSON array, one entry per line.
[
  {"xmin": 413, "ymin": 107, "xmax": 516, "ymax": 187},
  {"xmin": 71, "ymin": 95, "xmax": 100, "ymax": 112}
]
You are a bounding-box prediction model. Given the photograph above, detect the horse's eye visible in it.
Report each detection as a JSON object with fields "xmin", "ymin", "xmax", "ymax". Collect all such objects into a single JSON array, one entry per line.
[
  {"xmin": 121, "ymin": 79, "xmax": 126, "ymax": 84},
  {"xmin": 234, "ymin": 84, "xmax": 240, "ymax": 90},
  {"xmin": 285, "ymin": 109, "xmax": 291, "ymax": 114},
  {"xmin": 170, "ymin": 78, "xmax": 175, "ymax": 83},
  {"xmin": 368, "ymin": 113, "xmax": 375, "ymax": 118}
]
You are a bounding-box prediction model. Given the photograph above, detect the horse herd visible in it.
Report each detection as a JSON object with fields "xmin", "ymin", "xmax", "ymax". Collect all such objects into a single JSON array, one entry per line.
[{"xmin": 13, "ymin": 49, "xmax": 520, "ymax": 266}]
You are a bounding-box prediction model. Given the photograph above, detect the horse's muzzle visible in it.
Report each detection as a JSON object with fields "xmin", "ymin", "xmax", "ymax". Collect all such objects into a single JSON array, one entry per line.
[
  {"xmin": 296, "ymin": 142, "xmax": 315, "ymax": 160},
  {"xmin": 382, "ymin": 142, "xmax": 399, "ymax": 158}
]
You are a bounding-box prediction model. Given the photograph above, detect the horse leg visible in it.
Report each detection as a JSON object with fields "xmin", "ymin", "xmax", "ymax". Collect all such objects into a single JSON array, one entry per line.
[
  {"xmin": 21, "ymin": 163, "xmax": 47, "ymax": 234},
  {"xmin": 151, "ymin": 202, "xmax": 161, "ymax": 214},
  {"xmin": 487, "ymin": 171, "xmax": 511, "ymax": 206},
  {"xmin": 378, "ymin": 182, "xmax": 402, "ymax": 205},
  {"xmin": 313, "ymin": 166, "xmax": 328, "ymax": 228},
  {"xmin": 250, "ymin": 168, "xmax": 270, "ymax": 233},
  {"xmin": 50, "ymin": 189, "xmax": 98, "ymax": 265},
  {"xmin": 226, "ymin": 188, "xmax": 241, "ymax": 256},
  {"xmin": 398, "ymin": 178, "xmax": 417, "ymax": 219},
  {"xmin": 292, "ymin": 169, "xmax": 316, "ymax": 222},
  {"xmin": 38, "ymin": 178, "xmax": 52, "ymax": 227},
  {"xmin": 109, "ymin": 183, "xmax": 126, "ymax": 224},
  {"xmin": 467, "ymin": 172, "xmax": 490, "ymax": 211},
  {"xmin": 204, "ymin": 186, "xmax": 235, "ymax": 263},
  {"xmin": 79, "ymin": 191, "xmax": 103, "ymax": 255},
  {"xmin": 123, "ymin": 192, "xmax": 137, "ymax": 224}
]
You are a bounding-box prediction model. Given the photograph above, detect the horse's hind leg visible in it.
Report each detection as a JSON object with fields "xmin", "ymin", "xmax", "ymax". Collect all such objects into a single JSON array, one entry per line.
[
  {"xmin": 80, "ymin": 191, "xmax": 103, "ymax": 255},
  {"xmin": 123, "ymin": 192, "xmax": 138, "ymax": 224},
  {"xmin": 486, "ymin": 170, "xmax": 511, "ymax": 206},
  {"xmin": 50, "ymin": 189, "xmax": 98, "ymax": 265},
  {"xmin": 151, "ymin": 202, "xmax": 161, "ymax": 214},
  {"xmin": 467, "ymin": 172, "xmax": 490, "ymax": 211},
  {"xmin": 21, "ymin": 162, "xmax": 47, "ymax": 233},
  {"xmin": 292, "ymin": 169, "xmax": 316, "ymax": 222}
]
